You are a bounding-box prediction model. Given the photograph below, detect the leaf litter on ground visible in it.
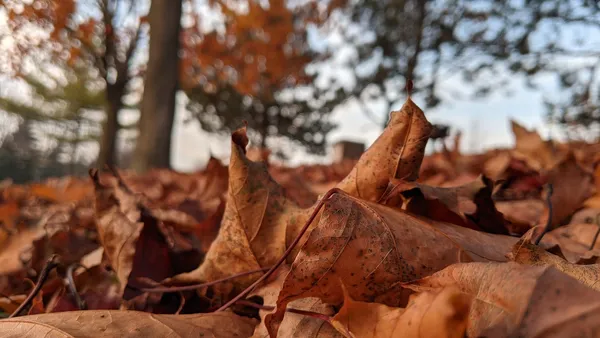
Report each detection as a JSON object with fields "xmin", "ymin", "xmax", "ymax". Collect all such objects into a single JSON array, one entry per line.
[{"xmin": 2, "ymin": 97, "xmax": 600, "ymax": 337}]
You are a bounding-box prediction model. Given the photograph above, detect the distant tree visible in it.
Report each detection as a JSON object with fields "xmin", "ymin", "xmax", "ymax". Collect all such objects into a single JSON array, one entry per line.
[
  {"xmin": 0, "ymin": 66, "xmax": 105, "ymax": 173},
  {"xmin": 0, "ymin": 120, "xmax": 85, "ymax": 183},
  {"xmin": 320, "ymin": 0, "xmax": 600, "ymax": 128},
  {"xmin": 181, "ymin": 0, "xmax": 344, "ymax": 155},
  {"xmin": 546, "ymin": 63, "xmax": 600, "ymax": 142},
  {"xmin": 1, "ymin": 0, "xmax": 144, "ymax": 167}
]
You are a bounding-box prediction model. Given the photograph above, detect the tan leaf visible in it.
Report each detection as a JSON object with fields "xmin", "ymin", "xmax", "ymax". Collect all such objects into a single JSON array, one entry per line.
[
  {"xmin": 90, "ymin": 171, "xmax": 174, "ymax": 301},
  {"xmin": 0, "ymin": 310, "xmax": 257, "ymax": 337},
  {"xmin": 483, "ymin": 152, "xmax": 512, "ymax": 181},
  {"xmin": 495, "ymin": 199, "xmax": 545, "ymax": 228},
  {"xmin": 539, "ymin": 152, "xmax": 595, "ymax": 229},
  {"xmin": 534, "ymin": 223, "xmax": 600, "ymax": 264},
  {"xmin": 509, "ymin": 239, "xmax": 600, "ymax": 291},
  {"xmin": 381, "ymin": 175, "xmax": 509, "ymax": 234},
  {"xmin": 0, "ymin": 227, "xmax": 45, "ymax": 275},
  {"xmin": 336, "ymin": 98, "xmax": 432, "ymax": 201},
  {"xmin": 91, "ymin": 170, "xmax": 143, "ymax": 297},
  {"xmin": 167, "ymin": 126, "xmax": 309, "ymax": 303},
  {"xmin": 249, "ymin": 265, "xmax": 340, "ymax": 338},
  {"xmin": 331, "ymin": 286, "xmax": 470, "ymax": 338},
  {"xmin": 570, "ymin": 208, "xmax": 600, "ymax": 227},
  {"xmin": 266, "ymin": 192, "xmax": 517, "ymax": 335},
  {"xmin": 510, "ymin": 120, "xmax": 557, "ymax": 171},
  {"xmin": 0, "ymin": 294, "xmax": 26, "ymax": 314},
  {"xmin": 404, "ymin": 262, "xmax": 600, "ymax": 337}
]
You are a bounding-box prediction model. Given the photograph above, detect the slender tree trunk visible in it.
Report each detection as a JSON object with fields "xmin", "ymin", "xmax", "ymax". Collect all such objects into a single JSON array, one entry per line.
[
  {"xmin": 70, "ymin": 116, "xmax": 81, "ymax": 175},
  {"xmin": 132, "ymin": 0, "xmax": 182, "ymax": 173},
  {"xmin": 260, "ymin": 111, "xmax": 269, "ymax": 149},
  {"xmin": 96, "ymin": 85, "xmax": 123, "ymax": 167},
  {"xmin": 404, "ymin": 0, "xmax": 426, "ymax": 89},
  {"xmin": 380, "ymin": 2, "xmax": 426, "ymax": 129}
]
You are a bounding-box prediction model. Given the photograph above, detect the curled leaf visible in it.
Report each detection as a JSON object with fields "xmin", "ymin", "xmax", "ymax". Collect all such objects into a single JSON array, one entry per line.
[
  {"xmin": 509, "ymin": 239, "xmax": 600, "ymax": 291},
  {"xmin": 538, "ymin": 152, "xmax": 595, "ymax": 229},
  {"xmin": 336, "ymin": 98, "xmax": 432, "ymax": 201},
  {"xmin": 249, "ymin": 265, "xmax": 340, "ymax": 338},
  {"xmin": 404, "ymin": 262, "xmax": 600, "ymax": 337},
  {"xmin": 266, "ymin": 192, "xmax": 517, "ymax": 336},
  {"xmin": 168, "ymin": 126, "xmax": 309, "ymax": 303},
  {"xmin": 0, "ymin": 310, "xmax": 257, "ymax": 337},
  {"xmin": 331, "ymin": 286, "xmax": 470, "ymax": 338},
  {"xmin": 381, "ymin": 175, "xmax": 509, "ymax": 234}
]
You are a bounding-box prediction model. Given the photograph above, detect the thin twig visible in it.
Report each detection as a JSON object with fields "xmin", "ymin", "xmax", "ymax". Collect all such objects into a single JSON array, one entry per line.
[
  {"xmin": 140, "ymin": 267, "xmax": 272, "ymax": 293},
  {"xmin": 175, "ymin": 292, "xmax": 186, "ymax": 315},
  {"xmin": 10, "ymin": 255, "xmax": 60, "ymax": 318},
  {"xmin": 590, "ymin": 213, "xmax": 600, "ymax": 250},
  {"xmin": 235, "ymin": 300, "xmax": 332, "ymax": 322},
  {"xmin": 406, "ymin": 79, "xmax": 414, "ymax": 97},
  {"xmin": 216, "ymin": 188, "xmax": 341, "ymax": 312},
  {"xmin": 106, "ymin": 165, "xmax": 134, "ymax": 194},
  {"xmin": 534, "ymin": 184, "xmax": 554, "ymax": 245},
  {"xmin": 65, "ymin": 263, "xmax": 87, "ymax": 310}
]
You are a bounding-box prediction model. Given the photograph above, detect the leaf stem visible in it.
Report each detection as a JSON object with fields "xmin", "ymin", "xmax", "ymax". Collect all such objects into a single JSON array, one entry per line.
[
  {"xmin": 65, "ymin": 263, "xmax": 86, "ymax": 310},
  {"xmin": 10, "ymin": 255, "xmax": 60, "ymax": 318},
  {"xmin": 534, "ymin": 184, "xmax": 554, "ymax": 245},
  {"xmin": 175, "ymin": 291, "xmax": 186, "ymax": 315},
  {"xmin": 140, "ymin": 267, "xmax": 272, "ymax": 293},
  {"xmin": 406, "ymin": 79, "xmax": 414, "ymax": 97},
  {"xmin": 215, "ymin": 188, "xmax": 341, "ymax": 312},
  {"xmin": 235, "ymin": 300, "xmax": 332, "ymax": 322},
  {"xmin": 590, "ymin": 213, "xmax": 600, "ymax": 250}
]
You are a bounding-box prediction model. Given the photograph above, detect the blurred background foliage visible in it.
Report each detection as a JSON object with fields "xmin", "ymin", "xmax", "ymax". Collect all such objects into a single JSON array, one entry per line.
[{"xmin": 1, "ymin": 0, "xmax": 600, "ymax": 182}]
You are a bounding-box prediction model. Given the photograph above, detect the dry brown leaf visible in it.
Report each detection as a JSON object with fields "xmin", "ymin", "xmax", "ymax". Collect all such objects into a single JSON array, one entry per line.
[
  {"xmin": 0, "ymin": 294, "xmax": 25, "ymax": 314},
  {"xmin": 381, "ymin": 175, "xmax": 508, "ymax": 234},
  {"xmin": 91, "ymin": 170, "xmax": 144, "ymax": 298},
  {"xmin": 269, "ymin": 168, "xmax": 319, "ymax": 208},
  {"xmin": 509, "ymin": 239, "xmax": 600, "ymax": 291},
  {"xmin": 496, "ymin": 199, "xmax": 545, "ymax": 228},
  {"xmin": 0, "ymin": 227, "xmax": 44, "ymax": 275},
  {"xmin": 570, "ymin": 208, "xmax": 600, "ymax": 227},
  {"xmin": 534, "ymin": 222, "xmax": 600, "ymax": 263},
  {"xmin": 91, "ymin": 171, "xmax": 174, "ymax": 301},
  {"xmin": 585, "ymin": 195, "xmax": 600, "ymax": 209},
  {"xmin": 330, "ymin": 286, "xmax": 470, "ymax": 338},
  {"xmin": 0, "ymin": 201, "xmax": 20, "ymax": 232},
  {"xmin": 511, "ymin": 120, "xmax": 557, "ymax": 171},
  {"xmin": 168, "ymin": 126, "xmax": 309, "ymax": 303},
  {"xmin": 266, "ymin": 192, "xmax": 517, "ymax": 335},
  {"xmin": 336, "ymin": 98, "xmax": 432, "ymax": 202},
  {"xmin": 0, "ymin": 310, "xmax": 257, "ymax": 337},
  {"xmin": 46, "ymin": 265, "xmax": 120, "ymax": 313},
  {"xmin": 483, "ymin": 151, "xmax": 512, "ymax": 181},
  {"xmin": 539, "ymin": 152, "xmax": 595, "ymax": 229},
  {"xmin": 518, "ymin": 225, "xmax": 599, "ymax": 264},
  {"xmin": 404, "ymin": 262, "xmax": 600, "ymax": 337},
  {"xmin": 249, "ymin": 265, "xmax": 340, "ymax": 338}
]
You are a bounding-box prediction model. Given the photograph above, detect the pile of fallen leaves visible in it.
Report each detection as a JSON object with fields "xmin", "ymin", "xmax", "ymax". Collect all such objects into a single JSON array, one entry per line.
[{"xmin": 2, "ymin": 98, "xmax": 600, "ymax": 337}]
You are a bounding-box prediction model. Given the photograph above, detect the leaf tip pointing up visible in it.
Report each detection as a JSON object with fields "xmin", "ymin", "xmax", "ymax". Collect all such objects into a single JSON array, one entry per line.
[
  {"xmin": 232, "ymin": 122, "xmax": 249, "ymax": 154},
  {"xmin": 88, "ymin": 168, "xmax": 103, "ymax": 189}
]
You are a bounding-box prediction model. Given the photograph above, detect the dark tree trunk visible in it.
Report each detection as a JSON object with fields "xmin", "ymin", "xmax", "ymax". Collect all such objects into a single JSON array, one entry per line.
[
  {"xmin": 132, "ymin": 0, "xmax": 182, "ymax": 173},
  {"xmin": 96, "ymin": 84, "xmax": 124, "ymax": 167}
]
